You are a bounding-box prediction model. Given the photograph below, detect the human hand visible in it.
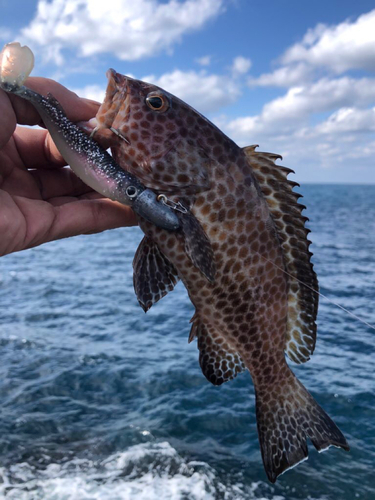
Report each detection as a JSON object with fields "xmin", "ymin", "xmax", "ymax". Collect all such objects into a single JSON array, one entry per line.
[{"xmin": 0, "ymin": 77, "xmax": 137, "ymax": 257}]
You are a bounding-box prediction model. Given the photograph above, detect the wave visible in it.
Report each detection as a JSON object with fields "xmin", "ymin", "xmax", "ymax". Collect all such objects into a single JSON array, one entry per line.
[{"xmin": 0, "ymin": 441, "xmax": 288, "ymax": 500}]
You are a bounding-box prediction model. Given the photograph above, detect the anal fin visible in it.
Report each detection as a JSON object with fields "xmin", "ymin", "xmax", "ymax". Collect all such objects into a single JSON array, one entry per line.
[
  {"xmin": 133, "ymin": 236, "xmax": 179, "ymax": 312},
  {"xmin": 190, "ymin": 317, "xmax": 246, "ymax": 385}
]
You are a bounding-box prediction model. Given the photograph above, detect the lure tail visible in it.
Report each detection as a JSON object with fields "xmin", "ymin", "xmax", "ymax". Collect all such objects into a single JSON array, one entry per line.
[{"xmin": 255, "ymin": 365, "xmax": 349, "ymax": 483}]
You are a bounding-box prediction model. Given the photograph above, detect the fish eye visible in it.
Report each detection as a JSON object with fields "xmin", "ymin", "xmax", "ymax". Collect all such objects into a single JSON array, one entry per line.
[
  {"xmin": 147, "ymin": 96, "xmax": 163, "ymax": 109},
  {"xmin": 145, "ymin": 92, "xmax": 169, "ymax": 112}
]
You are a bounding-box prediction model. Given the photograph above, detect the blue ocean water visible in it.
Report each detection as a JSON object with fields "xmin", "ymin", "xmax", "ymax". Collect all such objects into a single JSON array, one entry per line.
[{"xmin": 0, "ymin": 184, "xmax": 374, "ymax": 500}]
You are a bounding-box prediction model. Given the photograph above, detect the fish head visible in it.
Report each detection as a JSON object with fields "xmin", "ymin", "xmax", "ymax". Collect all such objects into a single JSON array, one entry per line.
[{"xmin": 95, "ymin": 69, "xmax": 212, "ymax": 195}]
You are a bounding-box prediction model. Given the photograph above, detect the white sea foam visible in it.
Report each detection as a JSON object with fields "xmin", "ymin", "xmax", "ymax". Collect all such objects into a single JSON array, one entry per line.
[{"xmin": 0, "ymin": 442, "xmax": 285, "ymax": 500}]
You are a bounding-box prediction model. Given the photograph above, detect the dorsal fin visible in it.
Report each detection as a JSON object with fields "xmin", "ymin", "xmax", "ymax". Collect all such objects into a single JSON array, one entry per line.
[{"xmin": 243, "ymin": 146, "xmax": 319, "ymax": 364}]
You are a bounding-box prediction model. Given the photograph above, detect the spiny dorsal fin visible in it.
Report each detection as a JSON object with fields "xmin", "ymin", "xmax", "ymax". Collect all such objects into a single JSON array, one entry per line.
[
  {"xmin": 190, "ymin": 316, "xmax": 246, "ymax": 385},
  {"xmin": 243, "ymin": 145, "xmax": 319, "ymax": 364}
]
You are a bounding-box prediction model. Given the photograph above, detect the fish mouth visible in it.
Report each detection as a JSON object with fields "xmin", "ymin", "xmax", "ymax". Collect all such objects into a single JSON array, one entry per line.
[
  {"xmin": 106, "ymin": 68, "xmax": 127, "ymax": 88},
  {"xmin": 87, "ymin": 68, "xmax": 132, "ymax": 145},
  {"xmin": 105, "ymin": 69, "xmax": 132, "ymax": 145}
]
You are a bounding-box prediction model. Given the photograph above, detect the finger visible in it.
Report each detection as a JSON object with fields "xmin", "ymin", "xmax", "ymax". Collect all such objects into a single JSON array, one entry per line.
[
  {"xmin": 81, "ymin": 97, "xmax": 102, "ymax": 108},
  {"xmin": 0, "ymin": 78, "xmax": 100, "ymax": 151},
  {"xmin": 30, "ymin": 167, "xmax": 93, "ymax": 199},
  {"xmin": 8, "ymin": 77, "xmax": 100, "ymax": 127},
  {"xmin": 14, "ymin": 126, "xmax": 66, "ymax": 169},
  {"xmin": 49, "ymin": 198, "xmax": 138, "ymax": 241},
  {"xmin": 14, "ymin": 122, "xmax": 113, "ymax": 170},
  {"xmin": 0, "ymin": 88, "xmax": 17, "ymax": 148},
  {"xmin": 48, "ymin": 192, "xmax": 103, "ymax": 206},
  {"xmin": 9, "ymin": 195, "xmax": 137, "ymax": 253}
]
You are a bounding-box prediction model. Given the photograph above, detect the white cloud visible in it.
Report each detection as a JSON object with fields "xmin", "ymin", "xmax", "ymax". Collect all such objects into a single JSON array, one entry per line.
[
  {"xmin": 73, "ymin": 68, "xmax": 242, "ymax": 114},
  {"xmin": 248, "ymin": 63, "xmax": 312, "ymax": 88},
  {"xmin": 227, "ymin": 77, "xmax": 375, "ymax": 140},
  {"xmin": 315, "ymin": 107, "xmax": 375, "ymax": 134},
  {"xmin": 222, "ymin": 110, "xmax": 375, "ymax": 182},
  {"xmin": 72, "ymin": 84, "xmax": 106, "ymax": 103},
  {"xmin": 21, "ymin": 0, "xmax": 224, "ymax": 64},
  {"xmin": 262, "ymin": 77, "xmax": 375, "ymax": 123},
  {"xmin": 282, "ymin": 9, "xmax": 375, "ymax": 73},
  {"xmin": 196, "ymin": 55, "xmax": 211, "ymax": 66},
  {"xmin": 217, "ymin": 11, "xmax": 375, "ymax": 181},
  {"xmin": 248, "ymin": 10, "xmax": 375, "ymax": 89},
  {"xmin": 143, "ymin": 69, "xmax": 241, "ymax": 113},
  {"xmin": 221, "ymin": 75, "xmax": 375, "ymax": 182},
  {"xmin": 231, "ymin": 56, "xmax": 251, "ymax": 75}
]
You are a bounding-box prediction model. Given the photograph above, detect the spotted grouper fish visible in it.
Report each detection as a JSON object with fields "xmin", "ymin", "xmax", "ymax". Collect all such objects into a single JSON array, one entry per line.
[{"xmin": 92, "ymin": 69, "xmax": 349, "ymax": 482}]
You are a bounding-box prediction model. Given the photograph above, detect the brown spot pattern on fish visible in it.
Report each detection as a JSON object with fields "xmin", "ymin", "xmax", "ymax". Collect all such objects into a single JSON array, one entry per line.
[
  {"xmin": 243, "ymin": 146, "xmax": 319, "ymax": 363},
  {"xmin": 94, "ymin": 70, "xmax": 349, "ymax": 483},
  {"xmin": 96, "ymin": 73, "xmax": 211, "ymax": 195}
]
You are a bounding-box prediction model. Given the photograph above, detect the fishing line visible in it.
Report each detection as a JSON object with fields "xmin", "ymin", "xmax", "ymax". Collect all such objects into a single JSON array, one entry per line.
[{"xmin": 260, "ymin": 255, "xmax": 375, "ymax": 331}]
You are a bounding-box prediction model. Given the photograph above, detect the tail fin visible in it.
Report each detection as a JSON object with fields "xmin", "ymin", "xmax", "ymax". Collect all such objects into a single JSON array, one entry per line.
[{"xmin": 255, "ymin": 370, "xmax": 349, "ymax": 483}]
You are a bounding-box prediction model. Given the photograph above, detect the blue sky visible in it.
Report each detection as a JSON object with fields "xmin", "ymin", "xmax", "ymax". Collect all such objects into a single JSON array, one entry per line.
[{"xmin": 1, "ymin": 0, "xmax": 375, "ymax": 183}]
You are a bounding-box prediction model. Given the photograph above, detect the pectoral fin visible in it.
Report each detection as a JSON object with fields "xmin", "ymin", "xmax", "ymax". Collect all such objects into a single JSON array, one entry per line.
[
  {"xmin": 133, "ymin": 236, "xmax": 179, "ymax": 312},
  {"xmin": 177, "ymin": 210, "xmax": 216, "ymax": 283}
]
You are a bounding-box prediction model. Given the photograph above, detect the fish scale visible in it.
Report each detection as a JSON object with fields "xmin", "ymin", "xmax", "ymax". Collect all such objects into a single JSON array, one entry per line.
[{"xmin": 93, "ymin": 69, "xmax": 349, "ymax": 483}]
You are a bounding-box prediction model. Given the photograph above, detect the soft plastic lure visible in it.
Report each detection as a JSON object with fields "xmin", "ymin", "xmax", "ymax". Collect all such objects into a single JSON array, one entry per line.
[{"xmin": 0, "ymin": 42, "xmax": 180, "ymax": 232}]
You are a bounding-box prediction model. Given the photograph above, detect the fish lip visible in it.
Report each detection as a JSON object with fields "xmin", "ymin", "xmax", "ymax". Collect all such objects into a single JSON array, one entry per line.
[
  {"xmin": 106, "ymin": 68, "xmax": 128, "ymax": 88},
  {"xmin": 105, "ymin": 68, "xmax": 132, "ymax": 146}
]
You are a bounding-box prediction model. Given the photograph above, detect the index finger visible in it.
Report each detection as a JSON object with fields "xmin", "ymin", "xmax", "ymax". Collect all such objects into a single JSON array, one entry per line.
[
  {"xmin": 8, "ymin": 77, "xmax": 100, "ymax": 126},
  {"xmin": 0, "ymin": 77, "xmax": 100, "ymax": 149},
  {"xmin": 1, "ymin": 77, "xmax": 102, "ymax": 167}
]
